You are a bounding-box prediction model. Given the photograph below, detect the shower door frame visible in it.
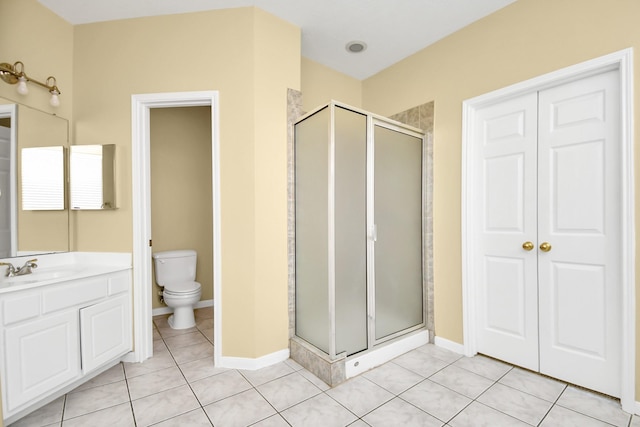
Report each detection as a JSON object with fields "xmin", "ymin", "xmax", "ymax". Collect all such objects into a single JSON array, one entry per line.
[{"xmin": 294, "ymin": 101, "xmax": 428, "ymax": 361}]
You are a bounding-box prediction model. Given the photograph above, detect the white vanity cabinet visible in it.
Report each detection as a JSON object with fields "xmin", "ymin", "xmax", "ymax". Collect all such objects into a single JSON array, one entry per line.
[{"xmin": 0, "ymin": 269, "xmax": 132, "ymax": 421}]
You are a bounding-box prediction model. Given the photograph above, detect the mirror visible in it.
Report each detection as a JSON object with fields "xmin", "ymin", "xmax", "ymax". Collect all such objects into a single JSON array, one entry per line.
[
  {"xmin": 21, "ymin": 146, "xmax": 65, "ymax": 210},
  {"xmin": 0, "ymin": 98, "xmax": 69, "ymax": 258},
  {"xmin": 70, "ymin": 144, "xmax": 117, "ymax": 210}
]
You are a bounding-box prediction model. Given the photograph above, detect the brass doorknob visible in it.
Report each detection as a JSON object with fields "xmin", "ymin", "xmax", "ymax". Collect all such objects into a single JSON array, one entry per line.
[
  {"xmin": 522, "ymin": 241, "xmax": 534, "ymax": 251},
  {"xmin": 540, "ymin": 242, "xmax": 552, "ymax": 252}
]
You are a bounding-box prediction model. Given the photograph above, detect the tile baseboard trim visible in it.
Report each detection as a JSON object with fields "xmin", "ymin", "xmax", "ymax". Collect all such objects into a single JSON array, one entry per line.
[
  {"xmin": 434, "ymin": 336, "xmax": 465, "ymax": 354},
  {"xmin": 219, "ymin": 348, "xmax": 290, "ymax": 371},
  {"xmin": 635, "ymin": 400, "xmax": 640, "ymax": 415},
  {"xmin": 151, "ymin": 299, "xmax": 213, "ymax": 316}
]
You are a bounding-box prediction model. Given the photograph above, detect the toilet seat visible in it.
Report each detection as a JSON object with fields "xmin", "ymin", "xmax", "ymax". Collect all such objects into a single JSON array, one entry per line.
[{"xmin": 164, "ymin": 281, "xmax": 201, "ymax": 294}]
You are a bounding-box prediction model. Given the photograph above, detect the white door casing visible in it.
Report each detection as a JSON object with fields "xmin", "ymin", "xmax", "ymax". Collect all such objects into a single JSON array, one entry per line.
[
  {"xmin": 462, "ymin": 49, "xmax": 635, "ymax": 412},
  {"xmin": 130, "ymin": 91, "xmax": 221, "ymax": 366}
]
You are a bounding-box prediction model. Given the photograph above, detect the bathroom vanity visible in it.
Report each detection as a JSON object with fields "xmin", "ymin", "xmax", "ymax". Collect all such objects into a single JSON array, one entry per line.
[{"xmin": 0, "ymin": 252, "xmax": 132, "ymax": 425}]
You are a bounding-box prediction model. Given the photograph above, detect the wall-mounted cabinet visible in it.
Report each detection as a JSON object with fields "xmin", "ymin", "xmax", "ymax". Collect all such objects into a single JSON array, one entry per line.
[{"xmin": 70, "ymin": 144, "xmax": 117, "ymax": 210}]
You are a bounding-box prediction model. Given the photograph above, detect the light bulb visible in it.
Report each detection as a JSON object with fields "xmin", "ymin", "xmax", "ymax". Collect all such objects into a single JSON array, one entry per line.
[
  {"xmin": 49, "ymin": 91, "xmax": 60, "ymax": 107},
  {"xmin": 16, "ymin": 76, "xmax": 28, "ymax": 95}
]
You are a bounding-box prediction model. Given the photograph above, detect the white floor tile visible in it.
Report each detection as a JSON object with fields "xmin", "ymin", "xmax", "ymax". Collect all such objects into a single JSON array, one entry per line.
[
  {"xmin": 203, "ymin": 388, "xmax": 276, "ymax": 427},
  {"xmin": 540, "ymin": 405, "xmax": 617, "ymax": 427},
  {"xmin": 178, "ymin": 356, "xmax": 228, "ymax": 383},
  {"xmin": 280, "ymin": 393, "xmax": 358, "ymax": 427},
  {"xmin": 63, "ymin": 380, "xmax": 130, "ymax": 420},
  {"xmin": 9, "ymin": 395, "xmax": 65, "ymax": 427},
  {"xmin": 392, "ymin": 349, "xmax": 449, "ymax": 378},
  {"xmin": 257, "ymin": 372, "xmax": 322, "ymax": 411},
  {"xmin": 239, "ymin": 361, "xmax": 294, "ymax": 387},
  {"xmin": 448, "ymin": 401, "xmax": 530, "ymax": 427},
  {"xmin": 477, "ymin": 383, "xmax": 553, "ymax": 425},
  {"xmin": 498, "ymin": 367, "xmax": 566, "ymax": 402},
  {"xmin": 452, "ymin": 355, "xmax": 512, "ymax": 381},
  {"xmin": 326, "ymin": 376, "xmax": 394, "ymax": 417},
  {"xmin": 429, "ymin": 365, "xmax": 494, "ymax": 399},
  {"xmin": 363, "ymin": 362, "xmax": 424, "ymax": 395},
  {"xmin": 131, "ymin": 384, "xmax": 200, "ymax": 427},
  {"xmin": 151, "ymin": 408, "xmax": 212, "ymax": 426},
  {"xmin": 190, "ymin": 369, "xmax": 253, "ymax": 406},
  {"xmin": 556, "ymin": 386, "xmax": 631, "ymax": 427},
  {"xmin": 62, "ymin": 402, "xmax": 135, "ymax": 427},
  {"xmin": 126, "ymin": 365, "xmax": 186, "ymax": 400},
  {"xmin": 362, "ymin": 397, "xmax": 443, "ymax": 427},
  {"xmin": 399, "ymin": 379, "xmax": 471, "ymax": 423}
]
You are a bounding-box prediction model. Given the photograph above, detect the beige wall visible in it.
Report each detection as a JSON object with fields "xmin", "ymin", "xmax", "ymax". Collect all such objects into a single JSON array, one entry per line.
[
  {"xmin": 362, "ymin": 0, "xmax": 640, "ymax": 399},
  {"xmin": 150, "ymin": 107, "xmax": 213, "ymax": 308},
  {"xmin": 301, "ymin": 57, "xmax": 362, "ymax": 111},
  {"xmin": 72, "ymin": 7, "xmax": 300, "ymax": 358},
  {"xmin": 0, "ymin": 0, "xmax": 73, "ymax": 119}
]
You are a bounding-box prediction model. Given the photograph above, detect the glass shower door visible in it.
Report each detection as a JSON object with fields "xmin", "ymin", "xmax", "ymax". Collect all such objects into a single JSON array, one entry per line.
[{"xmin": 372, "ymin": 123, "xmax": 424, "ymax": 341}]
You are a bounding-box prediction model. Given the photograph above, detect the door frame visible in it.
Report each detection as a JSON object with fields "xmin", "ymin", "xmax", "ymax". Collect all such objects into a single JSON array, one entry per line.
[
  {"xmin": 128, "ymin": 91, "xmax": 222, "ymax": 366},
  {"xmin": 0, "ymin": 104, "xmax": 18, "ymax": 257},
  {"xmin": 461, "ymin": 49, "xmax": 635, "ymax": 411}
]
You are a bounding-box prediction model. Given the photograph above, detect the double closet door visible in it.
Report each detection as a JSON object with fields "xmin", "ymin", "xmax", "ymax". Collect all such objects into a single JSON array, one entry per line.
[{"xmin": 474, "ymin": 69, "xmax": 622, "ymax": 397}]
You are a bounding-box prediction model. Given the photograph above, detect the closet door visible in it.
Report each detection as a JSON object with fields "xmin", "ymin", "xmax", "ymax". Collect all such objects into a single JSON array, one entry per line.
[
  {"xmin": 475, "ymin": 69, "xmax": 622, "ymax": 397},
  {"xmin": 537, "ymin": 70, "xmax": 621, "ymax": 396},
  {"xmin": 372, "ymin": 123, "xmax": 423, "ymax": 341},
  {"xmin": 474, "ymin": 92, "xmax": 540, "ymax": 371}
]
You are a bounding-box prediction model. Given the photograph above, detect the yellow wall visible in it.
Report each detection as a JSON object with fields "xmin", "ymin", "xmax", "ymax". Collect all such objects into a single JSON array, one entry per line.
[
  {"xmin": 362, "ymin": 0, "xmax": 640, "ymax": 399},
  {"xmin": 301, "ymin": 57, "xmax": 362, "ymax": 111},
  {"xmin": 0, "ymin": 0, "xmax": 73, "ymax": 119},
  {"xmin": 150, "ymin": 107, "xmax": 213, "ymax": 308},
  {"xmin": 72, "ymin": 7, "xmax": 300, "ymax": 358}
]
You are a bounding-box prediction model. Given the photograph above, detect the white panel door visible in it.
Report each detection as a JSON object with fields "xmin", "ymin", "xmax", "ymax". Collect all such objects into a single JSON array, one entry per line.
[
  {"xmin": 80, "ymin": 294, "xmax": 132, "ymax": 373},
  {"xmin": 537, "ymin": 70, "xmax": 621, "ymax": 396},
  {"xmin": 0, "ymin": 126, "xmax": 11, "ymax": 258},
  {"xmin": 474, "ymin": 92, "xmax": 539, "ymax": 371},
  {"xmin": 475, "ymin": 69, "xmax": 621, "ymax": 397},
  {"xmin": 4, "ymin": 311, "xmax": 80, "ymax": 411}
]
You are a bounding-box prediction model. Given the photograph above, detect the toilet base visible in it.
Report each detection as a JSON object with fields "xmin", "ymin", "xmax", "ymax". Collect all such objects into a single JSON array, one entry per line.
[{"xmin": 167, "ymin": 307, "xmax": 196, "ymax": 329}]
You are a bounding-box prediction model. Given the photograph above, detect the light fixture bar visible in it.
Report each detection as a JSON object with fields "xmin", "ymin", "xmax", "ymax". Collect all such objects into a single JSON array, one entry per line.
[{"xmin": 0, "ymin": 61, "xmax": 61, "ymax": 106}]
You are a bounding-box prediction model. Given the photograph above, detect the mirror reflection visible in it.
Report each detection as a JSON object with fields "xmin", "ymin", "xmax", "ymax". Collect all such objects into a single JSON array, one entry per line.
[
  {"xmin": 0, "ymin": 98, "xmax": 69, "ymax": 258},
  {"xmin": 21, "ymin": 146, "xmax": 65, "ymax": 210},
  {"xmin": 70, "ymin": 144, "xmax": 116, "ymax": 210}
]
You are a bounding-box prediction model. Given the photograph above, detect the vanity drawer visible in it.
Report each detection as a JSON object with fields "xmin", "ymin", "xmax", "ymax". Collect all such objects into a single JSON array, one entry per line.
[
  {"xmin": 43, "ymin": 277, "xmax": 109, "ymax": 313},
  {"xmin": 2, "ymin": 294, "xmax": 41, "ymax": 326},
  {"xmin": 108, "ymin": 272, "xmax": 130, "ymax": 296}
]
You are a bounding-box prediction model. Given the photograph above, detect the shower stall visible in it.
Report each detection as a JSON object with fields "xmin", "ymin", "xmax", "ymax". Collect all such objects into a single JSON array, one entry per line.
[{"xmin": 292, "ymin": 102, "xmax": 428, "ymax": 384}]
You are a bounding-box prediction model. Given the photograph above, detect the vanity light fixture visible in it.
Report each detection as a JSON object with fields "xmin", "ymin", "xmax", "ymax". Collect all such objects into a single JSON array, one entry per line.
[{"xmin": 0, "ymin": 61, "xmax": 61, "ymax": 107}]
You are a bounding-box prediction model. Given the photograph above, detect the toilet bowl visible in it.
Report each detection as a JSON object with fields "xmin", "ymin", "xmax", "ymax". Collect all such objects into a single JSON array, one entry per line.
[{"xmin": 153, "ymin": 250, "xmax": 202, "ymax": 329}]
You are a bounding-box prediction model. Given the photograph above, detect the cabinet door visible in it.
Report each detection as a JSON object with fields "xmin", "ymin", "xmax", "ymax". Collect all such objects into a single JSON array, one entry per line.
[
  {"xmin": 4, "ymin": 311, "xmax": 80, "ymax": 412},
  {"xmin": 80, "ymin": 294, "xmax": 131, "ymax": 373}
]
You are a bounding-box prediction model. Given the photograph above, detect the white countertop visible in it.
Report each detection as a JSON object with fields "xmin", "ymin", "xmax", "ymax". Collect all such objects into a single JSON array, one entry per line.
[{"xmin": 0, "ymin": 252, "xmax": 132, "ymax": 294}]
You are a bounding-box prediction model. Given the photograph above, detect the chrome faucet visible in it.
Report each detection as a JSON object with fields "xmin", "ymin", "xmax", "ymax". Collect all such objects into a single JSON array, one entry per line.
[
  {"xmin": 16, "ymin": 259, "xmax": 38, "ymax": 276},
  {"xmin": 0, "ymin": 259, "xmax": 38, "ymax": 277}
]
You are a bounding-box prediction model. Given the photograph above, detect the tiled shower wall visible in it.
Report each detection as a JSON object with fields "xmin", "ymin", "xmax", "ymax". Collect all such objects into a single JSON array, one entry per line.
[{"xmin": 287, "ymin": 91, "xmax": 436, "ymax": 381}]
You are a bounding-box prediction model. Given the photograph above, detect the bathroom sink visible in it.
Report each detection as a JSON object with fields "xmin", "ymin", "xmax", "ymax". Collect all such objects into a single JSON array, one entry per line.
[{"xmin": 0, "ymin": 267, "xmax": 85, "ymax": 286}]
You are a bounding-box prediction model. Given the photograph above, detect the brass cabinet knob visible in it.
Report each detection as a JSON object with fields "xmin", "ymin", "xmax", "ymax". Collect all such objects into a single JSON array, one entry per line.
[
  {"xmin": 540, "ymin": 242, "xmax": 552, "ymax": 252},
  {"xmin": 522, "ymin": 241, "xmax": 534, "ymax": 251}
]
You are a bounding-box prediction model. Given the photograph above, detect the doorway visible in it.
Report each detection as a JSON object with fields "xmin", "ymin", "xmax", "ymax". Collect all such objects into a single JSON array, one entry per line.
[
  {"xmin": 129, "ymin": 91, "xmax": 221, "ymax": 366},
  {"xmin": 462, "ymin": 49, "xmax": 634, "ymax": 412}
]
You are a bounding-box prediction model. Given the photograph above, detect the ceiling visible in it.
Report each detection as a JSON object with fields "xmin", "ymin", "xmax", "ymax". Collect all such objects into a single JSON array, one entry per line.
[{"xmin": 38, "ymin": 0, "xmax": 517, "ymax": 80}]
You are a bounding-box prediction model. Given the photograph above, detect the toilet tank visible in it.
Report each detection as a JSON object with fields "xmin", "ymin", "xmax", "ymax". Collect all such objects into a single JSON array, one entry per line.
[{"xmin": 152, "ymin": 249, "xmax": 197, "ymax": 286}]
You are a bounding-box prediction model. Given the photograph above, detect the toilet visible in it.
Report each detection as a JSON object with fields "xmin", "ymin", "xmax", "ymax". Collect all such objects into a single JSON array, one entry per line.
[{"xmin": 152, "ymin": 249, "xmax": 202, "ymax": 329}]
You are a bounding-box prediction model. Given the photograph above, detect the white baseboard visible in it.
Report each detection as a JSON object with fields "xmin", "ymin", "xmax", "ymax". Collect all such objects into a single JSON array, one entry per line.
[
  {"xmin": 151, "ymin": 299, "xmax": 214, "ymax": 317},
  {"xmin": 634, "ymin": 400, "xmax": 640, "ymax": 416},
  {"xmin": 434, "ymin": 336, "xmax": 465, "ymax": 354},
  {"xmin": 219, "ymin": 348, "xmax": 290, "ymax": 371}
]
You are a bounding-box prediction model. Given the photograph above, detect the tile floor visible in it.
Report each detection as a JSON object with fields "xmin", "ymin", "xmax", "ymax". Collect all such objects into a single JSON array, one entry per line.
[{"xmin": 9, "ymin": 308, "xmax": 638, "ymax": 427}]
